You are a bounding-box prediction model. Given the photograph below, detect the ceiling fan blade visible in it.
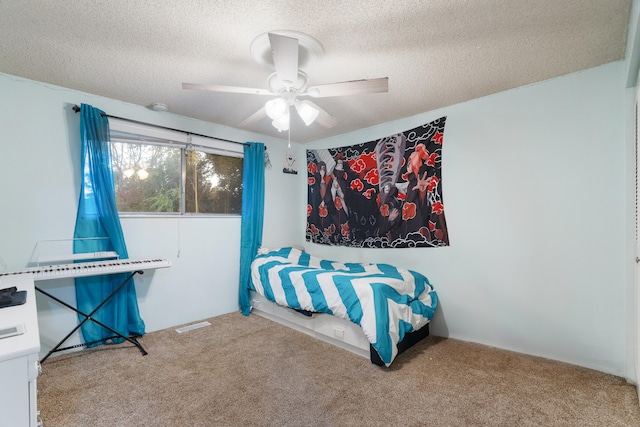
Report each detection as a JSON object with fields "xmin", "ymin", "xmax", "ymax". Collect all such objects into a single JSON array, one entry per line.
[
  {"xmin": 305, "ymin": 77, "xmax": 389, "ymax": 98},
  {"xmin": 268, "ymin": 33, "xmax": 299, "ymax": 86},
  {"xmin": 305, "ymin": 100, "xmax": 337, "ymax": 128},
  {"xmin": 238, "ymin": 106, "xmax": 267, "ymax": 128},
  {"xmin": 182, "ymin": 82, "xmax": 273, "ymax": 96}
]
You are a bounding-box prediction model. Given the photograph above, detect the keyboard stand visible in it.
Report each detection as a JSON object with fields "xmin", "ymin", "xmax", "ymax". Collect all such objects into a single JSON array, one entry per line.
[{"xmin": 37, "ymin": 270, "xmax": 148, "ymax": 363}]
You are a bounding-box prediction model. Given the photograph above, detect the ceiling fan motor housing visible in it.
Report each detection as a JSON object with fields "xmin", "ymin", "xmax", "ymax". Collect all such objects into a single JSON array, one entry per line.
[{"xmin": 268, "ymin": 71, "xmax": 309, "ymax": 96}]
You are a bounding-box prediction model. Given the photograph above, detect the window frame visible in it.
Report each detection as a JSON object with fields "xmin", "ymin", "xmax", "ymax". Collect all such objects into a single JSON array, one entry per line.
[{"xmin": 109, "ymin": 118, "xmax": 244, "ymax": 217}]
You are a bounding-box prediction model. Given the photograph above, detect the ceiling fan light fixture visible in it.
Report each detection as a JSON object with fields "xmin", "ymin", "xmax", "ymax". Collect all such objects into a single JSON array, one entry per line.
[
  {"xmin": 272, "ymin": 111, "xmax": 290, "ymax": 132},
  {"xmin": 183, "ymin": 30, "xmax": 388, "ymax": 136},
  {"xmin": 295, "ymin": 100, "xmax": 319, "ymax": 126},
  {"xmin": 265, "ymin": 97, "xmax": 288, "ymax": 119}
]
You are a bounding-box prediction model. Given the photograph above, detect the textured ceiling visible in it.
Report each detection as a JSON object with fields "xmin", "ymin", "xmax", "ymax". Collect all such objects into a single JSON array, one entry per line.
[{"xmin": 0, "ymin": 1, "xmax": 632, "ymax": 143}]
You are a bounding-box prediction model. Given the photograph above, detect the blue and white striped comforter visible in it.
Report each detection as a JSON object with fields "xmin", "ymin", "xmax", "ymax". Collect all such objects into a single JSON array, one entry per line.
[{"xmin": 249, "ymin": 247, "xmax": 438, "ymax": 366}]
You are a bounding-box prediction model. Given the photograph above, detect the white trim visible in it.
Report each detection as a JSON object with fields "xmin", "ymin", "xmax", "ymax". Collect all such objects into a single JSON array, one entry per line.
[
  {"xmin": 109, "ymin": 117, "xmax": 187, "ymax": 143},
  {"xmin": 109, "ymin": 117, "xmax": 244, "ymax": 156},
  {"xmin": 190, "ymin": 134, "xmax": 243, "ymax": 155},
  {"xmin": 635, "ymin": 69, "xmax": 640, "ymax": 402}
]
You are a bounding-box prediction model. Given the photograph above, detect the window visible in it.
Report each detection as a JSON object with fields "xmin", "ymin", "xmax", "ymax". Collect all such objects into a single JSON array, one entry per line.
[{"xmin": 109, "ymin": 119, "xmax": 243, "ymax": 215}]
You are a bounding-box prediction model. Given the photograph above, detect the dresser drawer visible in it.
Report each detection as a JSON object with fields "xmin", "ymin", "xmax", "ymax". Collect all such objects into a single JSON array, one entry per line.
[{"xmin": 313, "ymin": 314, "xmax": 370, "ymax": 351}]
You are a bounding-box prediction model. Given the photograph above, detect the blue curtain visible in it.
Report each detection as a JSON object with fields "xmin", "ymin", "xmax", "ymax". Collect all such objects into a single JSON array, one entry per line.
[
  {"xmin": 73, "ymin": 103, "xmax": 145, "ymax": 346},
  {"xmin": 239, "ymin": 142, "xmax": 265, "ymax": 315}
]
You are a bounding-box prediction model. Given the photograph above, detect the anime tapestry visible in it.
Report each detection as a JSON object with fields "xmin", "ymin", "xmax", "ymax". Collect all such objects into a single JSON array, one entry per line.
[{"xmin": 306, "ymin": 116, "xmax": 449, "ymax": 248}]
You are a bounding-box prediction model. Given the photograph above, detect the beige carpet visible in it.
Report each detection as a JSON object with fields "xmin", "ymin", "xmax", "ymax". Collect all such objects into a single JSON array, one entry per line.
[{"xmin": 38, "ymin": 312, "xmax": 640, "ymax": 426}]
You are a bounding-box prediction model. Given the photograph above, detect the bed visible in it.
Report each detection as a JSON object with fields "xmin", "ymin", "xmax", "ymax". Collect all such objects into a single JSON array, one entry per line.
[{"xmin": 249, "ymin": 247, "xmax": 438, "ymax": 366}]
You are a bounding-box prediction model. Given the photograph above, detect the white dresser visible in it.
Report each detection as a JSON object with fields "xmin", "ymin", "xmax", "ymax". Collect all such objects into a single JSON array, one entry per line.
[{"xmin": 0, "ymin": 274, "xmax": 41, "ymax": 427}]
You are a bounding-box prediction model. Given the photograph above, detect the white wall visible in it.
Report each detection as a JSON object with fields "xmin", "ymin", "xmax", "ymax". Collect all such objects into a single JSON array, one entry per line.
[
  {"xmin": 0, "ymin": 72, "xmax": 303, "ymax": 358},
  {"xmin": 0, "ymin": 60, "xmax": 633, "ymax": 377},
  {"xmin": 304, "ymin": 62, "xmax": 630, "ymax": 376}
]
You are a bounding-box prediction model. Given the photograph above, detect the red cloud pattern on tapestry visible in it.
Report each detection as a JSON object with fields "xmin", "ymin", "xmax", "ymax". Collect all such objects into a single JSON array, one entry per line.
[{"xmin": 306, "ymin": 117, "xmax": 449, "ymax": 248}]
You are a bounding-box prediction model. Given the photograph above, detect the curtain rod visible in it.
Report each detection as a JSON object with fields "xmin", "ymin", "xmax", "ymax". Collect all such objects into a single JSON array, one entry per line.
[{"xmin": 72, "ymin": 104, "xmax": 249, "ymax": 147}]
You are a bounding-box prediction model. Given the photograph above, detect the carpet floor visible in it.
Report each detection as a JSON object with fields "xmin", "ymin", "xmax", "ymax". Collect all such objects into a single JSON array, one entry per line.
[{"xmin": 37, "ymin": 312, "xmax": 640, "ymax": 426}]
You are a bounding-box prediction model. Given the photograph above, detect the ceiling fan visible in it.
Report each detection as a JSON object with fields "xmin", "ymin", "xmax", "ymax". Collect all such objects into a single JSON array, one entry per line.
[{"xmin": 182, "ymin": 30, "xmax": 389, "ymax": 132}]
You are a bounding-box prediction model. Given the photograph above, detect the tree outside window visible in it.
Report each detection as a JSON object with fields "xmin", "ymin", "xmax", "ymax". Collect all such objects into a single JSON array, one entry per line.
[{"xmin": 111, "ymin": 141, "xmax": 242, "ymax": 215}]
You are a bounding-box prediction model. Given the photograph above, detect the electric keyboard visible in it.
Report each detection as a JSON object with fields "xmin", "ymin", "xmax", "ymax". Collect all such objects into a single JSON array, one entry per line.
[{"xmin": 0, "ymin": 258, "xmax": 171, "ymax": 281}]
